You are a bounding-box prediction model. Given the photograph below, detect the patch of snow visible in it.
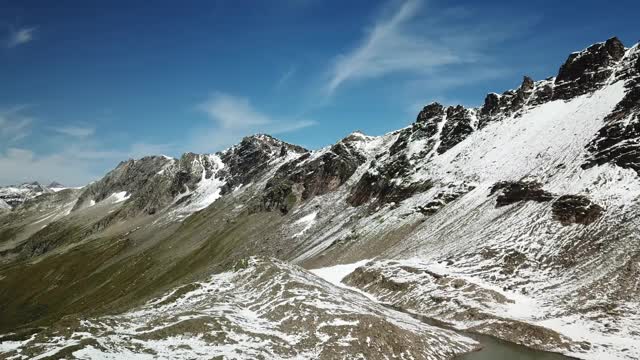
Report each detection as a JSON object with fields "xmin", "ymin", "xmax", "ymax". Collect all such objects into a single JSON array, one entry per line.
[
  {"xmin": 167, "ymin": 154, "xmax": 226, "ymax": 220},
  {"xmin": 107, "ymin": 191, "xmax": 130, "ymax": 204},
  {"xmin": 310, "ymin": 259, "xmax": 370, "ymax": 289},
  {"xmin": 292, "ymin": 211, "xmax": 318, "ymax": 238}
]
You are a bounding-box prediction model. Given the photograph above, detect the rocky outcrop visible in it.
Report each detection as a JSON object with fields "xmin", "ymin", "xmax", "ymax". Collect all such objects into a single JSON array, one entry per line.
[
  {"xmin": 415, "ymin": 184, "xmax": 476, "ymax": 215},
  {"xmin": 342, "ymin": 260, "xmax": 579, "ymax": 354},
  {"xmin": 348, "ymin": 154, "xmax": 432, "ymax": 207},
  {"xmin": 583, "ymin": 44, "xmax": 640, "ymax": 174},
  {"xmin": 490, "ymin": 180, "xmax": 554, "ymax": 207},
  {"xmin": 73, "ymin": 155, "xmax": 176, "ymax": 213},
  {"xmin": 219, "ymin": 134, "xmax": 307, "ymax": 194},
  {"xmin": 261, "ymin": 138, "xmax": 365, "ymax": 214},
  {"xmin": 390, "ymin": 102, "xmax": 477, "ymax": 158},
  {"xmin": 553, "ymin": 37, "xmax": 626, "ymax": 100},
  {"xmin": 47, "ymin": 181, "xmax": 65, "ymax": 188},
  {"xmin": 552, "ymin": 195, "xmax": 604, "ymax": 225},
  {"xmin": 478, "ymin": 76, "xmax": 541, "ymax": 128},
  {"xmin": 390, "ymin": 103, "xmax": 445, "ymax": 156},
  {"xmin": 71, "ymin": 135, "xmax": 306, "ymax": 217},
  {"xmin": 436, "ymin": 106, "xmax": 475, "ymax": 154}
]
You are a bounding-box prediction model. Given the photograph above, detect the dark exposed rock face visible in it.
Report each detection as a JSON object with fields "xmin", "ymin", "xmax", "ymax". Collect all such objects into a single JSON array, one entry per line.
[
  {"xmin": 73, "ymin": 156, "xmax": 176, "ymax": 214},
  {"xmin": 553, "ymin": 37, "xmax": 626, "ymax": 100},
  {"xmin": 478, "ymin": 76, "xmax": 541, "ymax": 128},
  {"xmin": 490, "ymin": 180, "xmax": 554, "ymax": 207},
  {"xmin": 390, "ymin": 103, "xmax": 445, "ymax": 156},
  {"xmin": 348, "ymin": 154, "xmax": 432, "ymax": 207},
  {"xmin": 72, "ymin": 135, "xmax": 307, "ymax": 217},
  {"xmin": 73, "ymin": 153, "xmax": 220, "ymax": 216},
  {"xmin": 583, "ymin": 86, "xmax": 640, "ymax": 173},
  {"xmin": 501, "ymin": 250, "xmax": 527, "ymax": 275},
  {"xmin": 583, "ymin": 45, "xmax": 640, "ymax": 174},
  {"xmin": 528, "ymin": 80, "xmax": 555, "ymax": 106},
  {"xmin": 261, "ymin": 139, "xmax": 365, "ymax": 214},
  {"xmin": 220, "ymin": 134, "xmax": 307, "ymax": 195},
  {"xmin": 391, "ymin": 102, "xmax": 477, "ymax": 158},
  {"xmin": 552, "ymin": 195, "xmax": 604, "ymax": 225},
  {"xmin": 437, "ymin": 106, "xmax": 475, "ymax": 154},
  {"xmin": 480, "ymin": 93, "xmax": 501, "ymax": 119}
]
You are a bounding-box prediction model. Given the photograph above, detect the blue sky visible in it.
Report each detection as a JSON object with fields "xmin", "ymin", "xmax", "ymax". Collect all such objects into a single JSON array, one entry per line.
[{"xmin": 1, "ymin": 0, "xmax": 638, "ymax": 185}]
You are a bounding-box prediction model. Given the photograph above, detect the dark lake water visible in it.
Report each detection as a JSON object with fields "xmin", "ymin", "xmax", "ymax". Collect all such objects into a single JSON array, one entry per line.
[
  {"xmin": 386, "ymin": 305, "xmax": 576, "ymax": 360},
  {"xmin": 456, "ymin": 333, "xmax": 576, "ymax": 360}
]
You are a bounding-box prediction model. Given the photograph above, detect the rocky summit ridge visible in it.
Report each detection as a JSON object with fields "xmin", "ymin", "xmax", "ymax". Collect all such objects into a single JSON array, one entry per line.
[{"xmin": 1, "ymin": 37, "xmax": 639, "ymax": 360}]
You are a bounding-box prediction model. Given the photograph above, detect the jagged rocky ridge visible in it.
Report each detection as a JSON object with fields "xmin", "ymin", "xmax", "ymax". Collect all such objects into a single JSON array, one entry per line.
[{"xmin": 1, "ymin": 37, "xmax": 640, "ymax": 360}]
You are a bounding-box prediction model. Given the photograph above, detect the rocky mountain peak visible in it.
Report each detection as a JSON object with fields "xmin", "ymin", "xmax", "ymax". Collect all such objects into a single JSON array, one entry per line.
[
  {"xmin": 553, "ymin": 36, "xmax": 627, "ymax": 100},
  {"xmin": 48, "ymin": 181, "xmax": 65, "ymax": 188},
  {"xmin": 235, "ymin": 133, "xmax": 308, "ymax": 155},
  {"xmin": 416, "ymin": 102, "xmax": 445, "ymax": 123},
  {"xmin": 219, "ymin": 134, "xmax": 308, "ymax": 195}
]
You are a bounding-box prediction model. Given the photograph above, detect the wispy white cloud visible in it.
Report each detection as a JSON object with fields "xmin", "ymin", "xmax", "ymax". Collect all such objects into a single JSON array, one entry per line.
[
  {"xmin": 52, "ymin": 125, "xmax": 95, "ymax": 138},
  {"xmin": 190, "ymin": 92, "xmax": 316, "ymax": 152},
  {"xmin": 0, "ymin": 107, "xmax": 176, "ymax": 186},
  {"xmin": 275, "ymin": 66, "xmax": 297, "ymax": 90},
  {"xmin": 198, "ymin": 92, "xmax": 271, "ymax": 130},
  {"xmin": 197, "ymin": 92, "xmax": 316, "ymax": 133},
  {"xmin": 324, "ymin": 0, "xmax": 533, "ymax": 98},
  {"xmin": 0, "ymin": 139, "xmax": 177, "ymax": 186},
  {"xmin": 6, "ymin": 26, "xmax": 37, "ymax": 48},
  {"xmin": 326, "ymin": 0, "xmax": 467, "ymax": 95},
  {"xmin": 0, "ymin": 147, "xmax": 96, "ymax": 186},
  {"xmin": 0, "ymin": 91, "xmax": 317, "ymax": 185},
  {"xmin": 0, "ymin": 106, "xmax": 33, "ymax": 143}
]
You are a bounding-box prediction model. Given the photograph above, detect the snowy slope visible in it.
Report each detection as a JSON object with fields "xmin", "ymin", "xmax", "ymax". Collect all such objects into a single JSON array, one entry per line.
[{"xmin": 0, "ymin": 258, "xmax": 476, "ymax": 359}]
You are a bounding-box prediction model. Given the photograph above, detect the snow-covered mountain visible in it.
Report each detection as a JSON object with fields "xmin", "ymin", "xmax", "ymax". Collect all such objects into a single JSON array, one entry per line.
[
  {"xmin": 0, "ymin": 37, "xmax": 638, "ymax": 360},
  {"xmin": 0, "ymin": 182, "xmax": 54, "ymax": 209}
]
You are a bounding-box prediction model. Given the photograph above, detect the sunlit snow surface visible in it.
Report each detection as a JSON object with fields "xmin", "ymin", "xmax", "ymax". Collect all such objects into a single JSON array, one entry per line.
[
  {"xmin": 167, "ymin": 154, "xmax": 226, "ymax": 220},
  {"xmin": 292, "ymin": 211, "xmax": 318, "ymax": 238},
  {"xmin": 106, "ymin": 191, "xmax": 130, "ymax": 204}
]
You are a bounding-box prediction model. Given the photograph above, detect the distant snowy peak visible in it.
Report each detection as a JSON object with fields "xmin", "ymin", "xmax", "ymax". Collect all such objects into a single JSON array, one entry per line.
[{"xmin": 0, "ymin": 182, "xmax": 54, "ymax": 209}]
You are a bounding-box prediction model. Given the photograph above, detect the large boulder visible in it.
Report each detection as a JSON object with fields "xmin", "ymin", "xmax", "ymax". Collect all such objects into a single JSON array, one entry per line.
[
  {"xmin": 490, "ymin": 180, "xmax": 554, "ymax": 207},
  {"xmin": 552, "ymin": 195, "xmax": 604, "ymax": 225}
]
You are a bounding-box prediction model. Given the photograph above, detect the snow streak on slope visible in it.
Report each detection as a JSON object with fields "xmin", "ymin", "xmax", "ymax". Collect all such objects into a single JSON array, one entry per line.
[
  {"xmin": 168, "ymin": 154, "xmax": 226, "ymax": 220},
  {"xmin": 0, "ymin": 258, "xmax": 476, "ymax": 359}
]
